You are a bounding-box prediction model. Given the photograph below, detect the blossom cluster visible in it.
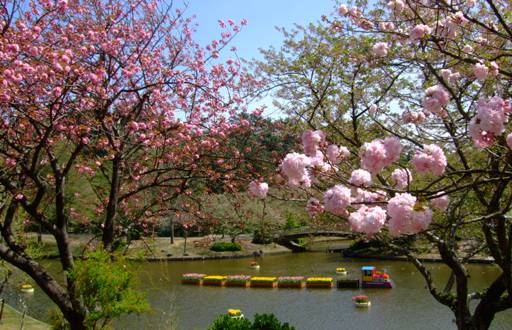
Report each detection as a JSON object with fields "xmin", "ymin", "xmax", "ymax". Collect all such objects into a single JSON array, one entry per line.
[
  {"xmin": 469, "ymin": 97, "xmax": 511, "ymax": 148},
  {"xmin": 387, "ymin": 193, "xmax": 432, "ymax": 237},
  {"xmin": 248, "ymin": 181, "xmax": 269, "ymax": 199},
  {"xmin": 359, "ymin": 137, "xmax": 401, "ymax": 174},
  {"xmin": 274, "ymin": 127, "xmax": 452, "ymax": 237},
  {"xmin": 412, "ymin": 144, "xmax": 447, "ymax": 176},
  {"xmin": 348, "ymin": 206, "xmax": 387, "ymax": 236},
  {"xmin": 279, "ymin": 130, "xmax": 350, "ymax": 188}
]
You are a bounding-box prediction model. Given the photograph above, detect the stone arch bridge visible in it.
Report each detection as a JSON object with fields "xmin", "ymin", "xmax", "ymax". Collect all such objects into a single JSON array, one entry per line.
[{"xmin": 275, "ymin": 227, "xmax": 356, "ymax": 252}]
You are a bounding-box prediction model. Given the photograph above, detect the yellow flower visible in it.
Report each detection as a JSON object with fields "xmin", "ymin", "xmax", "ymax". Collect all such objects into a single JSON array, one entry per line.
[
  {"xmin": 306, "ymin": 277, "xmax": 333, "ymax": 282},
  {"xmin": 228, "ymin": 309, "xmax": 241, "ymax": 316},
  {"xmin": 203, "ymin": 275, "xmax": 227, "ymax": 280},
  {"xmin": 251, "ymin": 277, "xmax": 277, "ymax": 282}
]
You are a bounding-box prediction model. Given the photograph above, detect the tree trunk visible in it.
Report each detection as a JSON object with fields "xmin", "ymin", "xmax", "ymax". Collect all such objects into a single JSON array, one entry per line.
[
  {"xmin": 455, "ymin": 313, "xmax": 477, "ymax": 330},
  {"xmin": 471, "ymin": 273, "xmax": 506, "ymax": 330},
  {"xmin": 37, "ymin": 223, "xmax": 42, "ymax": 244},
  {"xmin": 170, "ymin": 216, "xmax": 174, "ymax": 245},
  {"xmin": 103, "ymin": 156, "xmax": 122, "ymax": 251},
  {"xmin": 183, "ymin": 230, "xmax": 187, "ymax": 255},
  {"xmin": 0, "ymin": 245, "xmax": 87, "ymax": 329},
  {"xmin": 472, "ymin": 311, "xmax": 495, "ymax": 330}
]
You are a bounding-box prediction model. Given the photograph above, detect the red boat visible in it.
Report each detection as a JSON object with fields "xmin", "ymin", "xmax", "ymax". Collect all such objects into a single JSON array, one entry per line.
[{"xmin": 361, "ymin": 266, "xmax": 393, "ymax": 288}]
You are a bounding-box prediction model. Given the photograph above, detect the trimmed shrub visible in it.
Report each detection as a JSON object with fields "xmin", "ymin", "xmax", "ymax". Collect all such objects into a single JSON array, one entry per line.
[
  {"xmin": 208, "ymin": 315, "xmax": 252, "ymax": 330},
  {"xmin": 251, "ymin": 230, "xmax": 273, "ymax": 244},
  {"xmin": 210, "ymin": 241, "xmax": 241, "ymax": 252},
  {"xmin": 253, "ymin": 313, "xmax": 296, "ymax": 330},
  {"xmin": 208, "ymin": 313, "xmax": 295, "ymax": 330}
]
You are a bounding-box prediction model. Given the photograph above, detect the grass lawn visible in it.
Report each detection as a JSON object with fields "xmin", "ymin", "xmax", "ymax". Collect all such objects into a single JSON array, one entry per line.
[{"xmin": 0, "ymin": 302, "xmax": 50, "ymax": 330}]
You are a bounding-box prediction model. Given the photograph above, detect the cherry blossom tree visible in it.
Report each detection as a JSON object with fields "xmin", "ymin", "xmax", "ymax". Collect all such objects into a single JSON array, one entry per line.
[
  {"xmin": 255, "ymin": 1, "xmax": 512, "ymax": 328},
  {"xmin": 0, "ymin": 0, "xmax": 260, "ymax": 327}
]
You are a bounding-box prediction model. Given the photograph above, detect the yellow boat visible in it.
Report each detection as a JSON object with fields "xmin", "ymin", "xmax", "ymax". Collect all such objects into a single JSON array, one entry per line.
[
  {"xmin": 20, "ymin": 284, "xmax": 34, "ymax": 293},
  {"xmin": 227, "ymin": 309, "xmax": 244, "ymax": 320},
  {"xmin": 336, "ymin": 267, "xmax": 347, "ymax": 275}
]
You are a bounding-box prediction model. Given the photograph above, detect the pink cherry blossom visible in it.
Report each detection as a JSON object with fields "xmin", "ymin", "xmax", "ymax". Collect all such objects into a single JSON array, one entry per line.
[
  {"xmin": 468, "ymin": 96, "xmax": 507, "ymax": 148},
  {"xmin": 451, "ymin": 11, "xmax": 468, "ymax": 25},
  {"xmin": 463, "ymin": 45, "xmax": 473, "ymax": 53},
  {"xmin": 5, "ymin": 158, "xmax": 16, "ymax": 167},
  {"xmin": 474, "ymin": 63, "xmax": 489, "ymax": 81},
  {"xmin": 489, "ymin": 61, "xmax": 499, "ymax": 76},
  {"xmin": 402, "ymin": 109, "xmax": 426, "ymax": 124},
  {"xmin": 349, "ymin": 169, "xmax": 372, "ymax": 187},
  {"xmin": 411, "ymin": 144, "xmax": 447, "ymax": 176},
  {"xmin": 423, "ymin": 85, "xmax": 449, "ymax": 117},
  {"xmin": 440, "ymin": 69, "xmax": 452, "ymax": 81},
  {"xmin": 280, "ymin": 152, "xmax": 312, "ymax": 188},
  {"xmin": 323, "ymin": 185, "xmax": 351, "ymax": 216},
  {"xmin": 387, "ymin": 193, "xmax": 432, "ymax": 236},
  {"xmin": 507, "ymin": 133, "xmax": 512, "ymax": 149},
  {"xmin": 348, "ymin": 205, "xmax": 386, "ymax": 236},
  {"xmin": 440, "ymin": 69, "xmax": 461, "ymax": 84},
  {"xmin": 387, "ymin": 0, "xmax": 405, "ymax": 12},
  {"xmin": 309, "ymin": 150, "xmax": 330, "ymax": 175},
  {"xmin": 391, "ymin": 168, "xmax": 412, "ymax": 189},
  {"xmin": 359, "ymin": 137, "xmax": 401, "ymax": 174},
  {"xmin": 431, "ymin": 192, "xmax": 449, "ymax": 211},
  {"xmin": 351, "ymin": 188, "xmax": 386, "ymax": 208},
  {"xmin": 248, "ymin": 181, "xmax": 268, "ymax": 199},
  {"xmin": 369, "ymin": 104, "xmax": 378, "ymax": 114},
  {"xmin": 306, "ymin": 198, "xmax": 324, "ymax": 217},
  {"xmin": 382, "ymin": 137, "xmax": 402, "ymax": 163},
  {"xmin": 338, "ymin": 5, "xmax": 349, "ymax": 15},
  {"xmin": 301, "ymin": 130, "xmax": 325, "ymax": 156},
  {"xmin": 327, "ymin": 144, "xmax": 349, "ymax": 164},
  {"xmin": 379, "ymin": 22, "xmax": 395, "ymax": 32},
  {"xmin": 410, "ymin": 24, "xmax": 431, "ymax": 40},
  {"xmin": 372, "ymin": 42, "xmax": 389, "ymax": 57}
]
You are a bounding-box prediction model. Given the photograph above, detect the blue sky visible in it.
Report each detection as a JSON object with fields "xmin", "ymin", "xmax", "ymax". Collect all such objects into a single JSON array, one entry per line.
[
  {"xmin": 179, "ymin": 0, "xmax": 337, "ymax": 61},
  {"xmin": 176, "ymin": 1, "xmax": 338, "ymax": 117}
]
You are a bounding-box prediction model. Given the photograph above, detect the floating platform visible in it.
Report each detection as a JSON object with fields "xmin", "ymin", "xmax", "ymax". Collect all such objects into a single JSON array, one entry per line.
[
  {"xmin": 277, "ymin": 282, "xmax": 305, "ymax": 288},
  {"xmin": 337, "ymin": 279, "xmax": 360, "ymax": 289},
  {"xmin": 225, "ymin": 281, "xmax": 249, "ymax": 287},
  {"xmin": 180, "ymin": 268, "xmax": 394, "ymax": 290},
  {"xmin": 202, "ymin": 275, "xmax": 226, "ymax": 286},
  {"xmin": 362, "ymin": 280, "xmax": 393, "ymax": 288},
  {"xmin": 181, "ymin": 279, "xmax": 202, "ymax": 285},
  {"xmin": 306, "ymin": 277, "xmax": 333, "ymax": 288}
]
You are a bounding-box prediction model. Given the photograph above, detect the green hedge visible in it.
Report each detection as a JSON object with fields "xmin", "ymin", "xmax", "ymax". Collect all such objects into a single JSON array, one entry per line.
[{"xmin": 210, "ymin": 242, "xmax": 242, "ymax": 252}]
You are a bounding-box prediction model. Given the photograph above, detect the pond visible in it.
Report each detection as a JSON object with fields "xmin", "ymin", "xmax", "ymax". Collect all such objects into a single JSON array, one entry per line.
[{"xmin": 5, "ymin": 252, "xmax": 512, "ymax": 329}]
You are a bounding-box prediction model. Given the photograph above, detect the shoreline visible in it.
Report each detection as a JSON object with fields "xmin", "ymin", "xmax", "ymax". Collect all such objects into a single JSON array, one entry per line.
[
  {"xmin": 27, "ymin": 233, "xmax": 496, "ymax": 265},
  {"xmin": 38, "ymin": 248, "xmax": 497, "ymax": 265},
  {"xmin": 340, "ymin": 253, "xmax": 496, "ymax": 264},
  {"xmin": 131, "ymin": 249, "xmax": 293, "ymax": 262}
]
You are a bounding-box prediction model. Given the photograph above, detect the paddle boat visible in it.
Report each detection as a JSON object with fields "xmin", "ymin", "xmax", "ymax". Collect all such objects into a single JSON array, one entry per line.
[
  {"xmin": 352, "ymin": 295, "xmax": 371, "ymax": 307},
  {"xmin": 250, "ymin": 261, "xmax": 260, "ymax": 270},
  {"xmin": 361, "ymin": 266, "xmax": 393, "ymax": 288},
  {"xmin": 336, "ymin": 267, "xmax": 347, "ymax": 275},
  {"xmin": 227, "ymin": 309, "xmax": 244, "ymax": 320},
  {"xmin": 20, "ymin": 284, "xmax": 34, "ymax": 293}
]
